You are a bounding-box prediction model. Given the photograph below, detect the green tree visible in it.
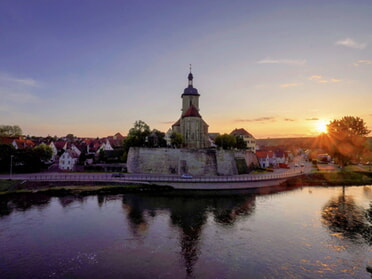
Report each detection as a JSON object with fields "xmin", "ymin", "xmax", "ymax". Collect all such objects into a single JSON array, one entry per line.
[
  {"xmin": 0, "ymin": 125, "xmax": 22, "ymax": 137},
  {"xmin": 33, "ymin": 144, "xmax": 53, "ymax": 162},
  {"xmin": 123, "ymin": 120, "xmax": 151, "ymax": 149},
  {"xmin": 326, "ymin": 116, "xmax": 370, "ymax": 166},
  {"xmin": 148, "ymin": 129, "xmax": 167, "ymax": 147},
  {"xmin": 235, "ymin": 136, "xmax": 247, "ymax": 150},
  {"xmin": 170, "ymin": 132, "xmax": 183, "ymax": 148},
  {"xmin": 215, "ymin": 134, "xmax": 237, "ymax": 150}
]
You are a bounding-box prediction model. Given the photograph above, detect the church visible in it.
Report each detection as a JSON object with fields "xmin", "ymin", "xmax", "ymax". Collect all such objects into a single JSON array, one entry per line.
[
  {"xmin": 172, "ymin": 70, "xmax": 210, "ymax": 149},
  {"xmin": 126, "ymin": 68, "xmax": 259, "ymax": 176}
]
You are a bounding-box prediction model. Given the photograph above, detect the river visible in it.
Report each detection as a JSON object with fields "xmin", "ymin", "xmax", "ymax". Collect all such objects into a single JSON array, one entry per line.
[{"xmin": 1, "ymin": 185, "xmax": 371, "ymax": 278}]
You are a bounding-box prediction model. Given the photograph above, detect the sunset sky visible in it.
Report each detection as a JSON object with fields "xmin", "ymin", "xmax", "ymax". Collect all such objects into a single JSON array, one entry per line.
[{"xmin": 1, "ymin": 0, "xmax": 371, "ymax": 139}]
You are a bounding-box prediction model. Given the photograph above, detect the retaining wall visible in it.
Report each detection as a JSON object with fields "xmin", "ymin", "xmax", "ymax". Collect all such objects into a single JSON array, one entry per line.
[{"xmin": 127, "ymin": 147, "xmax": 259, "ymax": 176}]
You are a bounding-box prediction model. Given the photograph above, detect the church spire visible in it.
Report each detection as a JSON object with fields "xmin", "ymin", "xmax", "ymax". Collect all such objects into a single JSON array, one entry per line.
[{"xmin": 188, "ymin": 64, "xmax": 193, "ymax": 87}]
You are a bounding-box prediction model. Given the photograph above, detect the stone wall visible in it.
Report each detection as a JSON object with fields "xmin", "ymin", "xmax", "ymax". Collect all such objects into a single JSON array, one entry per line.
[{"xmin": 127, "ymin": 147, "xmax": 259, "ymax": 176}]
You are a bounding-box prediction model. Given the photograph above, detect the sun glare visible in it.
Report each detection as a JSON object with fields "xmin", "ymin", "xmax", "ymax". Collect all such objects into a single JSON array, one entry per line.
[{"xmin": 316, "ymin": 120, "xmax": 328, "ymax": 134}]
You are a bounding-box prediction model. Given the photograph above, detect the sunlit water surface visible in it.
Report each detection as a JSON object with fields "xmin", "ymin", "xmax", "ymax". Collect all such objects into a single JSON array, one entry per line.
[{"xmin": 1, "ymin": 185, "xmax": 371, "ymax": 278}]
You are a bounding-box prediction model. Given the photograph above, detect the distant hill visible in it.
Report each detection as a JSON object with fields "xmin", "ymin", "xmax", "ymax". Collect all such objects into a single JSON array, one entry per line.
[
  {"xmin": 256, "ymin": 137, "xmax": 316, "ymax": 150},
  {"xmin": 256, "ymin": 136, "xmax": 372, "ymax": 151}
]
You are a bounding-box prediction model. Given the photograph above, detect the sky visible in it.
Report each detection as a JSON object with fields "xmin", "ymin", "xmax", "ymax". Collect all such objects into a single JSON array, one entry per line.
[{"xmin": 1, "ymin": 0, "xmax": 371, "ymax": 139}]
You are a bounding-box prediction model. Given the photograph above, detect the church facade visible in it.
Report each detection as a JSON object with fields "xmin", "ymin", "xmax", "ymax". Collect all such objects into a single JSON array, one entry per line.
[{"xmin": 172, "ymin": 71, "xmax": 210, "ymax": 149}]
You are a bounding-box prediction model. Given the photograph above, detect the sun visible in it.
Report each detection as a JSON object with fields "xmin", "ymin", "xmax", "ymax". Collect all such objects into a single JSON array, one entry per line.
[{"xmin": 316, "ymin": 120, "xmax": 328, "ymax": 134}]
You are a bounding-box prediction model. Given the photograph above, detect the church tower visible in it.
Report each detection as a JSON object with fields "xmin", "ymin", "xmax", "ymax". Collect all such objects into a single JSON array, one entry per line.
[{"xmin": 172, "ymin": 68, "xmax": 210, "ymax": 149}]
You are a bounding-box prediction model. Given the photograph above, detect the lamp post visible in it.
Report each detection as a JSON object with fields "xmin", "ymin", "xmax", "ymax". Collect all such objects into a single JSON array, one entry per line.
[{"xmin": 10, "ymin": 155, "xmax": 14, "ymax": 179}]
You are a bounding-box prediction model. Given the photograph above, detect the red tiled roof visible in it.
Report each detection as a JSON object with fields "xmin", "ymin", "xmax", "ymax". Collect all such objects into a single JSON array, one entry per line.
[
  {"xmin": 13, "ymin": 139, "xmax": 35, "ymax": 149},
  {"xmin": 182, "ymin": 105, "xmax": 201, "ymax": 118},
  {"xmin": 256, "ymin": 151, "xmax": 268, "ymax": 158},
  {"xmin": 0, "ymin": 137, "xmax": 15, "ymax": 145}
]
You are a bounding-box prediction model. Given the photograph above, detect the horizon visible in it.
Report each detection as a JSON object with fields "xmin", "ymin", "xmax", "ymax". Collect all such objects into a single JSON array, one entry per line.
[{"xmin": 1, "ymin": 1, "xmax": 371, "ymax": 139}]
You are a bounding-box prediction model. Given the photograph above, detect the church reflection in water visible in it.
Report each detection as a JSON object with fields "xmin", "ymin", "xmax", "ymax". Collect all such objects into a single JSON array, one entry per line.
[{"xmin": 121, "ymin": 192, "xmax": 256, "ymax": 276}]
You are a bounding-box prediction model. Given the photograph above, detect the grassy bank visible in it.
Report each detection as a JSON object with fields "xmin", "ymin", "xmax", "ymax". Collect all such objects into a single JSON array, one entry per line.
[
  {"xmin": 0, "ymin": 180, "xmax": 172, "ymax": 196},
  {"xmin": 0, "ymin": 180, "xmax": 22, "ymax": 192}
]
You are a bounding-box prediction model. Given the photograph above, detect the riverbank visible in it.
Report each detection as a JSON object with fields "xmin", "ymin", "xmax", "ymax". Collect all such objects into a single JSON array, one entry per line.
[
  {"xmin": 0, "ymin": 180, "xmax": 172, "ymax": 196},
  {"xmin": 1, "ymin": 171, "xmax": 371, "ymax": 196}
]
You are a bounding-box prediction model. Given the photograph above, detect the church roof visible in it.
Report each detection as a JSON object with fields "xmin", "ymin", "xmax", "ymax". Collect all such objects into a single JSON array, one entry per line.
[
  {"xmin": 182, "ymin": 70, "xmax": 200, "ymax": 96},
  {"xmin": 182, "ymin": 105, "xmax": 201, "ymax": 118},
  {"xmin": 182, "ymin": 85, "xmax": 199, "ymax": 96},
  {"xmin": 172, "ymin": 118, "xmax": 181, "ymax": 127}
]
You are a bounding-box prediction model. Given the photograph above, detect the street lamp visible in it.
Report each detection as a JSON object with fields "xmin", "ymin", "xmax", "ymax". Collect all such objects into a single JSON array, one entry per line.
[{"xmin": 10, "ymin": 155, "xmax": 14, "ymax": 179}]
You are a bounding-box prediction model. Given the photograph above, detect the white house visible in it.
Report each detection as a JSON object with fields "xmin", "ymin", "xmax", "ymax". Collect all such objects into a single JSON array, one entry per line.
[
  {"xmin": 96, "ymin": 139, "xmax": 114, "ymax": 154},
  {"xmin": 59, "ymin": 149, "xmax": 79, "ymax": 171}
]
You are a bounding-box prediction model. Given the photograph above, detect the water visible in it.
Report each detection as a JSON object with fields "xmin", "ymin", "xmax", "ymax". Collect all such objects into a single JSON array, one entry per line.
[{"xmin": 0, "ymin": 185, "xmax": 371, "ymax": 278}]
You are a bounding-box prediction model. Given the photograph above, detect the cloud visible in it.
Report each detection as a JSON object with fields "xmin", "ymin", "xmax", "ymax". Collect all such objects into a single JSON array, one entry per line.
[
  {"xmin": 306, "ymin": 118, "xmax": 319, "ymax": 121},
  {"xmin": 308, "ymin": 75, "xmax": 341, "ymax": 83},
  {"xmin": 354, "ymin": 59, "xmax": 372, "ymax": 66},
  {"xmin": 0, "ymin": 89, "xmax": 39, "ymax": 104},
  {"xmin": 0, "ymin": 73, "xmax": 40, "ymax": 87},
  {"xmin": 279, "ymin": 83, "xmax": 301, "ymax": 88},
  {"xmin": 309, "ymin": 75, "xmax": 322, "ymax": 80},
  {"xmin": 335, "ymin": 38, "xmax": 366, "ymax": 49},
  {"xmin": 257, "ymin": 58, "xmax": 306, "ymax": 65},
  {"xmin": 236, "ymin": 117, "xmax": 276, "ymax": 122},
  {"xmin": 284, "ymin": 118, "xmax": 295, "ymax": 122}
]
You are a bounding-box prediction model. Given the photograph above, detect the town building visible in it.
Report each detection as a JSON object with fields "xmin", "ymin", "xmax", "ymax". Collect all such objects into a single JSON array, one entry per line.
[
  {"xmin": 59, "ymin": 149, "xmax": 79, "ymax": 171},
  {"xmin": 230, "ymin": 128, "xmax": 256, "ymax": 152}
]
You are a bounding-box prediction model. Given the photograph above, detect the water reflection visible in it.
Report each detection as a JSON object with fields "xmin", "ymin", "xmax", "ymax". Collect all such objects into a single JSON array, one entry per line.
[
  {"xmin": 0, "ymin": 193, "xmax": 51, "ymax": 217},
  {"xmin": 121, "ymin": 192, "xmax": 256, "ymax": 276},
  {"xmin": 322, "ymin": 190, "xmax": 372, "ymax": 246},
  {"xmin": 1, "ymin": 186, "xmax": 371, "ymax": 278}
]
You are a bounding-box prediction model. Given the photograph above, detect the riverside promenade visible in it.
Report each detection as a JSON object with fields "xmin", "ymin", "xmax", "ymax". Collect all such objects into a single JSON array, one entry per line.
[{"xmin": 1, "ymin": 165, "xmax": 307, "ymax": 190}]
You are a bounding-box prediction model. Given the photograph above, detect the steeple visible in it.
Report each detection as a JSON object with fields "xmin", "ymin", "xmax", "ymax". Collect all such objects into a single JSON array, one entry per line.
[
  {"xmin": 188, "ymin": 64, "xmax": 193, "ymax": 87},
  {"xmin": 182, "ymin": 65, "xmax": 199, "ymax": 96}
]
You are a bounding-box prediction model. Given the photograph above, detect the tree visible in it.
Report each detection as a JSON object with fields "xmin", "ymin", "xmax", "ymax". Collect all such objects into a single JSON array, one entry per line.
[
  {"xmin": 170, "ymin": 132, "xmax": 183, "ymax": 148},
  {"xmin": 148, "ymin": 129, "xmax": 167, "ymax": 147},
  {"xmin": 215, "ymin": 134, "xmax": 237, "ymax": 150},
  {"xmin": 33, "ymin": 144, "xmax": 53, "ymax": 162},
  {"xmin": 326, "ymin": 116, "xmax": 370, "ymax": 166},
  {"xmin": 0, "ymin": 125, "xmax": 22, "ymax": 137},
  {"xmin": 66, "ymin": 134, "xmax": 75, "ymax": 142},
  {"xmin": 235, "ymin": 136, "xmax": 247, "ymax": 150},
  {"xmin": 123, "ymin": 120, "xmax": 151, "ymax": 149}
]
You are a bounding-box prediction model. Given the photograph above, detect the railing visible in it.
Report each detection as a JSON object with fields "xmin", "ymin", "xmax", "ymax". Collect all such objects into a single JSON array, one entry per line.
[{"xmin": 22, "ymin": 168, "xmax": 304, "ymax": 183}]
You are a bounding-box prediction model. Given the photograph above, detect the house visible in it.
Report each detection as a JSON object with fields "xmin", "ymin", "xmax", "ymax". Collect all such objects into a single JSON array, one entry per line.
[
  {"xmin": 256, "ymin": 150, "xmax": 288, "ymax": 168},
  {"xmin": 107, "ymin": 132, "xmax": 125, "ymax": 148},
  {"xmin": 230, "ymin": 128, "xmax": 256, "ymax": 152},
  {"xmin": 2, "ymin": 137, "xmax": 36, "ymax": 150},
  {"xmin": 256, "ymin": 151, "xmax": 270, "ymax": 168},
  {"xmin": 59, "ymin": 149, "xmax": 79, "ymax": 171}
]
